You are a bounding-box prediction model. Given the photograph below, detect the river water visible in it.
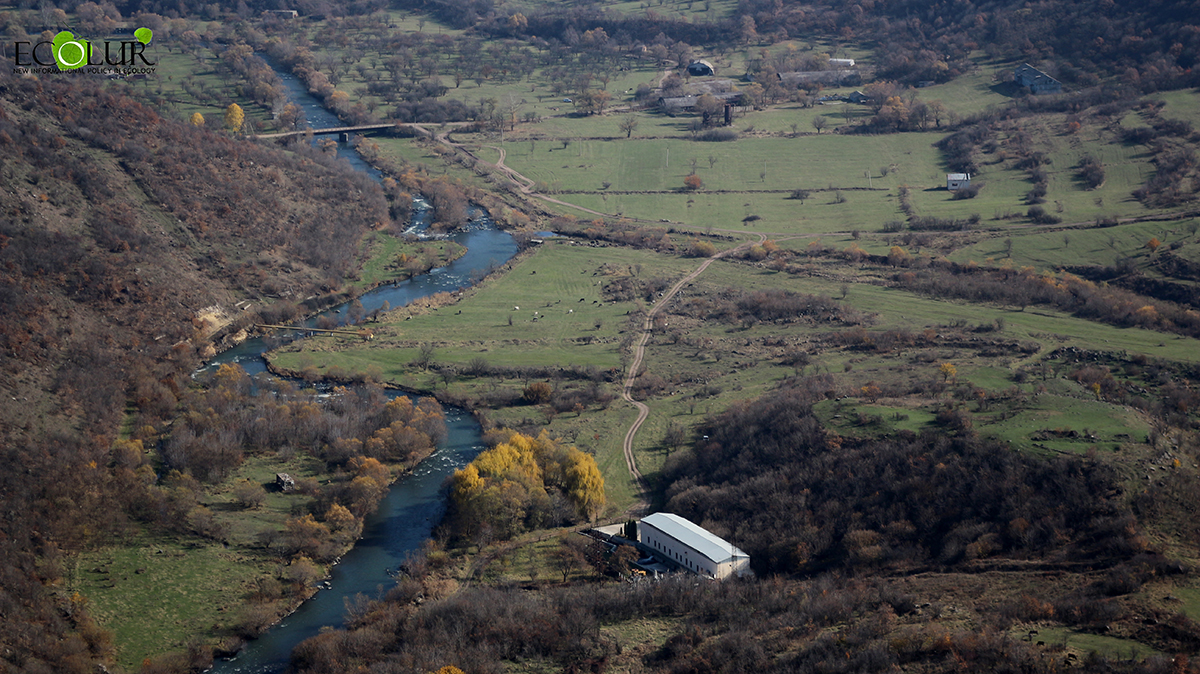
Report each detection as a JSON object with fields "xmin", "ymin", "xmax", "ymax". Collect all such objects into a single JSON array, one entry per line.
[{"xmin": 205, "ymin": 58, "xmax": 518, "ymax": 673}]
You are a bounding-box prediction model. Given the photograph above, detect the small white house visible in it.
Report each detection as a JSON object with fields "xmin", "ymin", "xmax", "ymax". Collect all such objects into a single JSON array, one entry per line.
[
  {"xmin": 947, "ymin": 173, "xmax": 971, "ymax": 190},
  {"xmin": 639, "ymin": 513, "xmax": 751, "ymax": 580},
  {"xmin": 828, "ymin": 58, "xmax": 856, "ymax": 67}
]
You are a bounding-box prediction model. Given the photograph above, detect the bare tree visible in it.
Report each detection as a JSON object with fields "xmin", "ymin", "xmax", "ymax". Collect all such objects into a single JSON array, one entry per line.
[
  {"xmin": 618, "ymin": 115, "xmax": 639, "ymax": 138},
  {"xmin": 413, "ymin": 343, "xmax": 436, "ymax": 370},
  {"xmin": 663, "ymin": 422, "xmax": 687, "ymax": 454}
]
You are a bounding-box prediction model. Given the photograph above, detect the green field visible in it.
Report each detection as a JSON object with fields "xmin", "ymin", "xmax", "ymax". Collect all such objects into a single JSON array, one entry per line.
[
  {"xmin": 951, "ymin": 218, "xmax": 1200, "ymax": 272},
  {"xmin": 354, "ymin": 231, "xmax": 465, "ymax": 289},
  {"xmin": 72, "ymin": 532, "xmax": 263, "ymax": 670},
  {"xmin": 277, "ymin": 235, "xmax": 1200, "ymax": 515},
  {"xmin": 1032, "ymin": 627, "xmax": 1165, "ymax": 660},
  {"xmin": 124, "ymin": 47, "xmax": 282, "ymax": 132},
  {"xmin": 68, "ymin": 451, "xmax": 340, "ymax": 670}
]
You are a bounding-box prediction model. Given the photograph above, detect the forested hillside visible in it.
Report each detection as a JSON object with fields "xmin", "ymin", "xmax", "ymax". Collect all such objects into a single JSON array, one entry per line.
[
  {"xmin": 82, "ymin": 0, "xmax": 1200, "ymax": 95},
  {"xmin": 0, "ymin": 70, "xmax": 390, "ymax": 672}
]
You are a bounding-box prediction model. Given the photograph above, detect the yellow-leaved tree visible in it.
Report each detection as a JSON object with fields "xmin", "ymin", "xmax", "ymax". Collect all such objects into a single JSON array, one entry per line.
[
  {"xmin": 224, "ymin": 103, "xmax": 244, "ymax": 133},
  {"xmin": 450, "ymin": 429, "xmax": 605, "ymax": 542},
  {"xmin": 190, "ymin": 112, "xmax": 204, "ymax": 127}
]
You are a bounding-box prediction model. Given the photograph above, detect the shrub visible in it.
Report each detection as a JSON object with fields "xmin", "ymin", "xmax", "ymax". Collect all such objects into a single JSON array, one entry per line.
[
  {"xmin": 695, "ymin": 128, "xmax": 738, "ymax": 142},
  {"xmin": 687, "ymin": 239, "xmax": 718, "ymax": 257},
  {"xmin": 1026, "ymin": 206, "xmax": 1061, "ymax": 224},
  {"xmin": 523, "ymin": 381, "xmax": 553, "ymax": 404},
  {"xmin": 952, "ymin": 183, "xmax": 982, "ymax": 199}
]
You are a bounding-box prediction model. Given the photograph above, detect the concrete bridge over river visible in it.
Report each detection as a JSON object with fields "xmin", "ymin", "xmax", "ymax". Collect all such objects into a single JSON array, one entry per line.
[{"xmin": 250, "ymin": 122, "xmax": 406, "ymax": 141}]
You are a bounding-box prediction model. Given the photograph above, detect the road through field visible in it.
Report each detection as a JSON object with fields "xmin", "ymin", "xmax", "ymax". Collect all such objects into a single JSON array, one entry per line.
[
  {"xmin": 617, "ymin": 232, "xmax": 765, "ymax": 511},
  {"xmin": 427, "ymin": 128, "xmax": 773, "ymax": 509}
]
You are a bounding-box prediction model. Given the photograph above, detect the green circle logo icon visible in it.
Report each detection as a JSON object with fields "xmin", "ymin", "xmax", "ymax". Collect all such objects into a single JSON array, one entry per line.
[
  {"xmin": 134, "ymin": 27, "xmax": 153, "ymax": 45},
  {"xmin": 51, "ymin": 31, "xmax": 90, "ymax": 70}
]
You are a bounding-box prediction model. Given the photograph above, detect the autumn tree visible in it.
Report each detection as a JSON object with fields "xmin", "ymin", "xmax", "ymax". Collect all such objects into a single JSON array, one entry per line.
[
  {"xmin": 887, "ymin": 245, "xmax": 909, "ymax": 266},
  {"xmin": 687, "ymin": 239, "xmax": 717, "ymax": 257},
  {"xmin": 575, "ymin": 89, "xmax": 611, "ymax": 116},
  {"xmin": 283, "ymin": 514, "xmax": 332, "ymax": 559},
  {"xmin": 812, "ymin": 116, "xmax": 828, "ymax": 133},
  {"xmin": 448, "ymin": 430, "xmax": 605, "ymax": 541},
  {"xmin": 190, "ymin": 112, "xmax": 205, "ymax": 127},
  {"xmin": 523, "ymin": 381, "xmax": 553, "ymax": 404},
  {"xmin": 683, "ymin": 174, "xmax": 704, "ymax": 191},
  {"xmin": 939, "ymin": 362, "xmax": 958, "ymax": 382},
  {"xmin": 232, "ymin": 479, "xmax": 266, "ymax": 509},
  {"xmin": 224, "ymin": 103, "xmax": 245, "ymax": 133}
]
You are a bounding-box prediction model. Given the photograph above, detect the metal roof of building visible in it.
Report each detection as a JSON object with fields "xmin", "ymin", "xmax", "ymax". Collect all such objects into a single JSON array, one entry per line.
[{"xmin": 641, "ymin": 513, "xmax": 747, "ymax": 565}]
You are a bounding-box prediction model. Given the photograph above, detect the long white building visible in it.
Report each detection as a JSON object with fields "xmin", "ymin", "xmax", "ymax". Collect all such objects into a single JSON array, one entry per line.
[{"xmin": 639, "ymin": 513, "xmax": 751, "ymax": 580}]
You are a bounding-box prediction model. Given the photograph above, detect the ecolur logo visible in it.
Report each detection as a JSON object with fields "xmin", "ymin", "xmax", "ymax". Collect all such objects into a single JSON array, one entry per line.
[{"xmin": 14, "ymin": 26, "xmax": 154, "ymax": 72}]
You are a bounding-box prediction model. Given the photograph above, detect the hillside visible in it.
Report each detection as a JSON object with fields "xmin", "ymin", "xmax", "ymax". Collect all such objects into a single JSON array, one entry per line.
[{"xmin": 0, "ymin": 70, "xmax": 390, "ymax": 673}]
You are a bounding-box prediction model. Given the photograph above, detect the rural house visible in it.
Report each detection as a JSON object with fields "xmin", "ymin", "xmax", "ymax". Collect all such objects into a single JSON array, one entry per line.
[
  {"xmin": 947, "ymin": 173, "xmax": 972, "ymax": 190},
  {"xmin": 1014, "ymin": 64, "xmax": 1062, "ymax": 94},
  {"xmin": 639, "ymin": 513, "xmax": 752, "ymax": 579}
]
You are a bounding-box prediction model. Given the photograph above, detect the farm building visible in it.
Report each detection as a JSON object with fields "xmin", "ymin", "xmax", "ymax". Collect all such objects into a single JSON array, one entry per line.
[
  {"xmin": 845, "ymin": 90, "xmax": 870, "ymax": 104},
  {"xmin": 639, "ymin": 513, "xmax": 751, "ymax": 580},
  {"xmin": 686, "ymin": 60, "xmax": 716, "ymax": 76},
  {"xmin": 658, "ymin": 91, "xmax": 743, "ymax": 113},
  {"xmin": 947, "ymin": 173, "xmax": 972, "ymax": 190},
  {"xmin": 777, "ymin": 69, "xmax": 861, "ymax": 88},
  {"xmin": 1014, "ymin": 64, "xmax": 1062, "ymax": 94},
  {"xmin": 829, "ymin": 58, "xmax": 856, "ymax": 67}
]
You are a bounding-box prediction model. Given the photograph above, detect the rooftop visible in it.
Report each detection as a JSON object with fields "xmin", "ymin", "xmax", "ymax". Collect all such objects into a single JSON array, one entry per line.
[{"xmin": 641, "ymin": 513, "xmax": 747, "ymax": 565}]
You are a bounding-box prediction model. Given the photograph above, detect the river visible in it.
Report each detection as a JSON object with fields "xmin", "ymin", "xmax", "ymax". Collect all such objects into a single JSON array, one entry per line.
[{"xmin": 205, "ymin": 57, "xmax": 518, "ymax": 673}]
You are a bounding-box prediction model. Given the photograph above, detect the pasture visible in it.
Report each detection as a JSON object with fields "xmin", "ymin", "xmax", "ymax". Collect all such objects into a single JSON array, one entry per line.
[{"xmin": 278, "ymin": 234, "xmax": 1200, "ymax": 513}]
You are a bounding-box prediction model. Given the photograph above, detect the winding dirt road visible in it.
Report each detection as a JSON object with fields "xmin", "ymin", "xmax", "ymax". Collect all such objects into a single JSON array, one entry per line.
[
  {"xmin": 419, "ymin": 127, "xmax": 776, "ymax": 508},
  {"xmin": 617, "ymin": 232, "xmax": 765, "ymax": 511}
]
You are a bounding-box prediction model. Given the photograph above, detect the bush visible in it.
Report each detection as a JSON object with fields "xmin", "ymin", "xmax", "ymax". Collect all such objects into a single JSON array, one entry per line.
[
  {"xmin": 687, "ymin": 239, "xmax": 717, "ymax": 257},
  {"xmin": 694, "ymin": 128, "xmax": 738, "ymax": 142},
  {"xmin": 1078, "ymin": 154, "xmax": 1106, "ymax": 188},
  {"xmin": 1027, "ymin": 205, "xmax": 1061, "ymax": 224},
  {"xmin": 523, "ymin": 381, "xmax": 553, "ymax": 404},
  {"xmin": 952, "ymin": 183, "xmax": 982, "ymax": 199}
]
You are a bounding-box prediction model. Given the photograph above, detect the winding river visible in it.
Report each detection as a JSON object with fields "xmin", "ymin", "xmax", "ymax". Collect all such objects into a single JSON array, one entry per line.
[{"xmin": 204, "ymin": 58, "xmax": 519, "ymax": 673}]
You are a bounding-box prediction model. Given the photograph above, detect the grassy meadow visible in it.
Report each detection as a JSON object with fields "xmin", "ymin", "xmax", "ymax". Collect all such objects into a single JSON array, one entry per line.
[{"xmin": 276, "ymin": 236, "xmax": 1200, "ymax": 514}]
